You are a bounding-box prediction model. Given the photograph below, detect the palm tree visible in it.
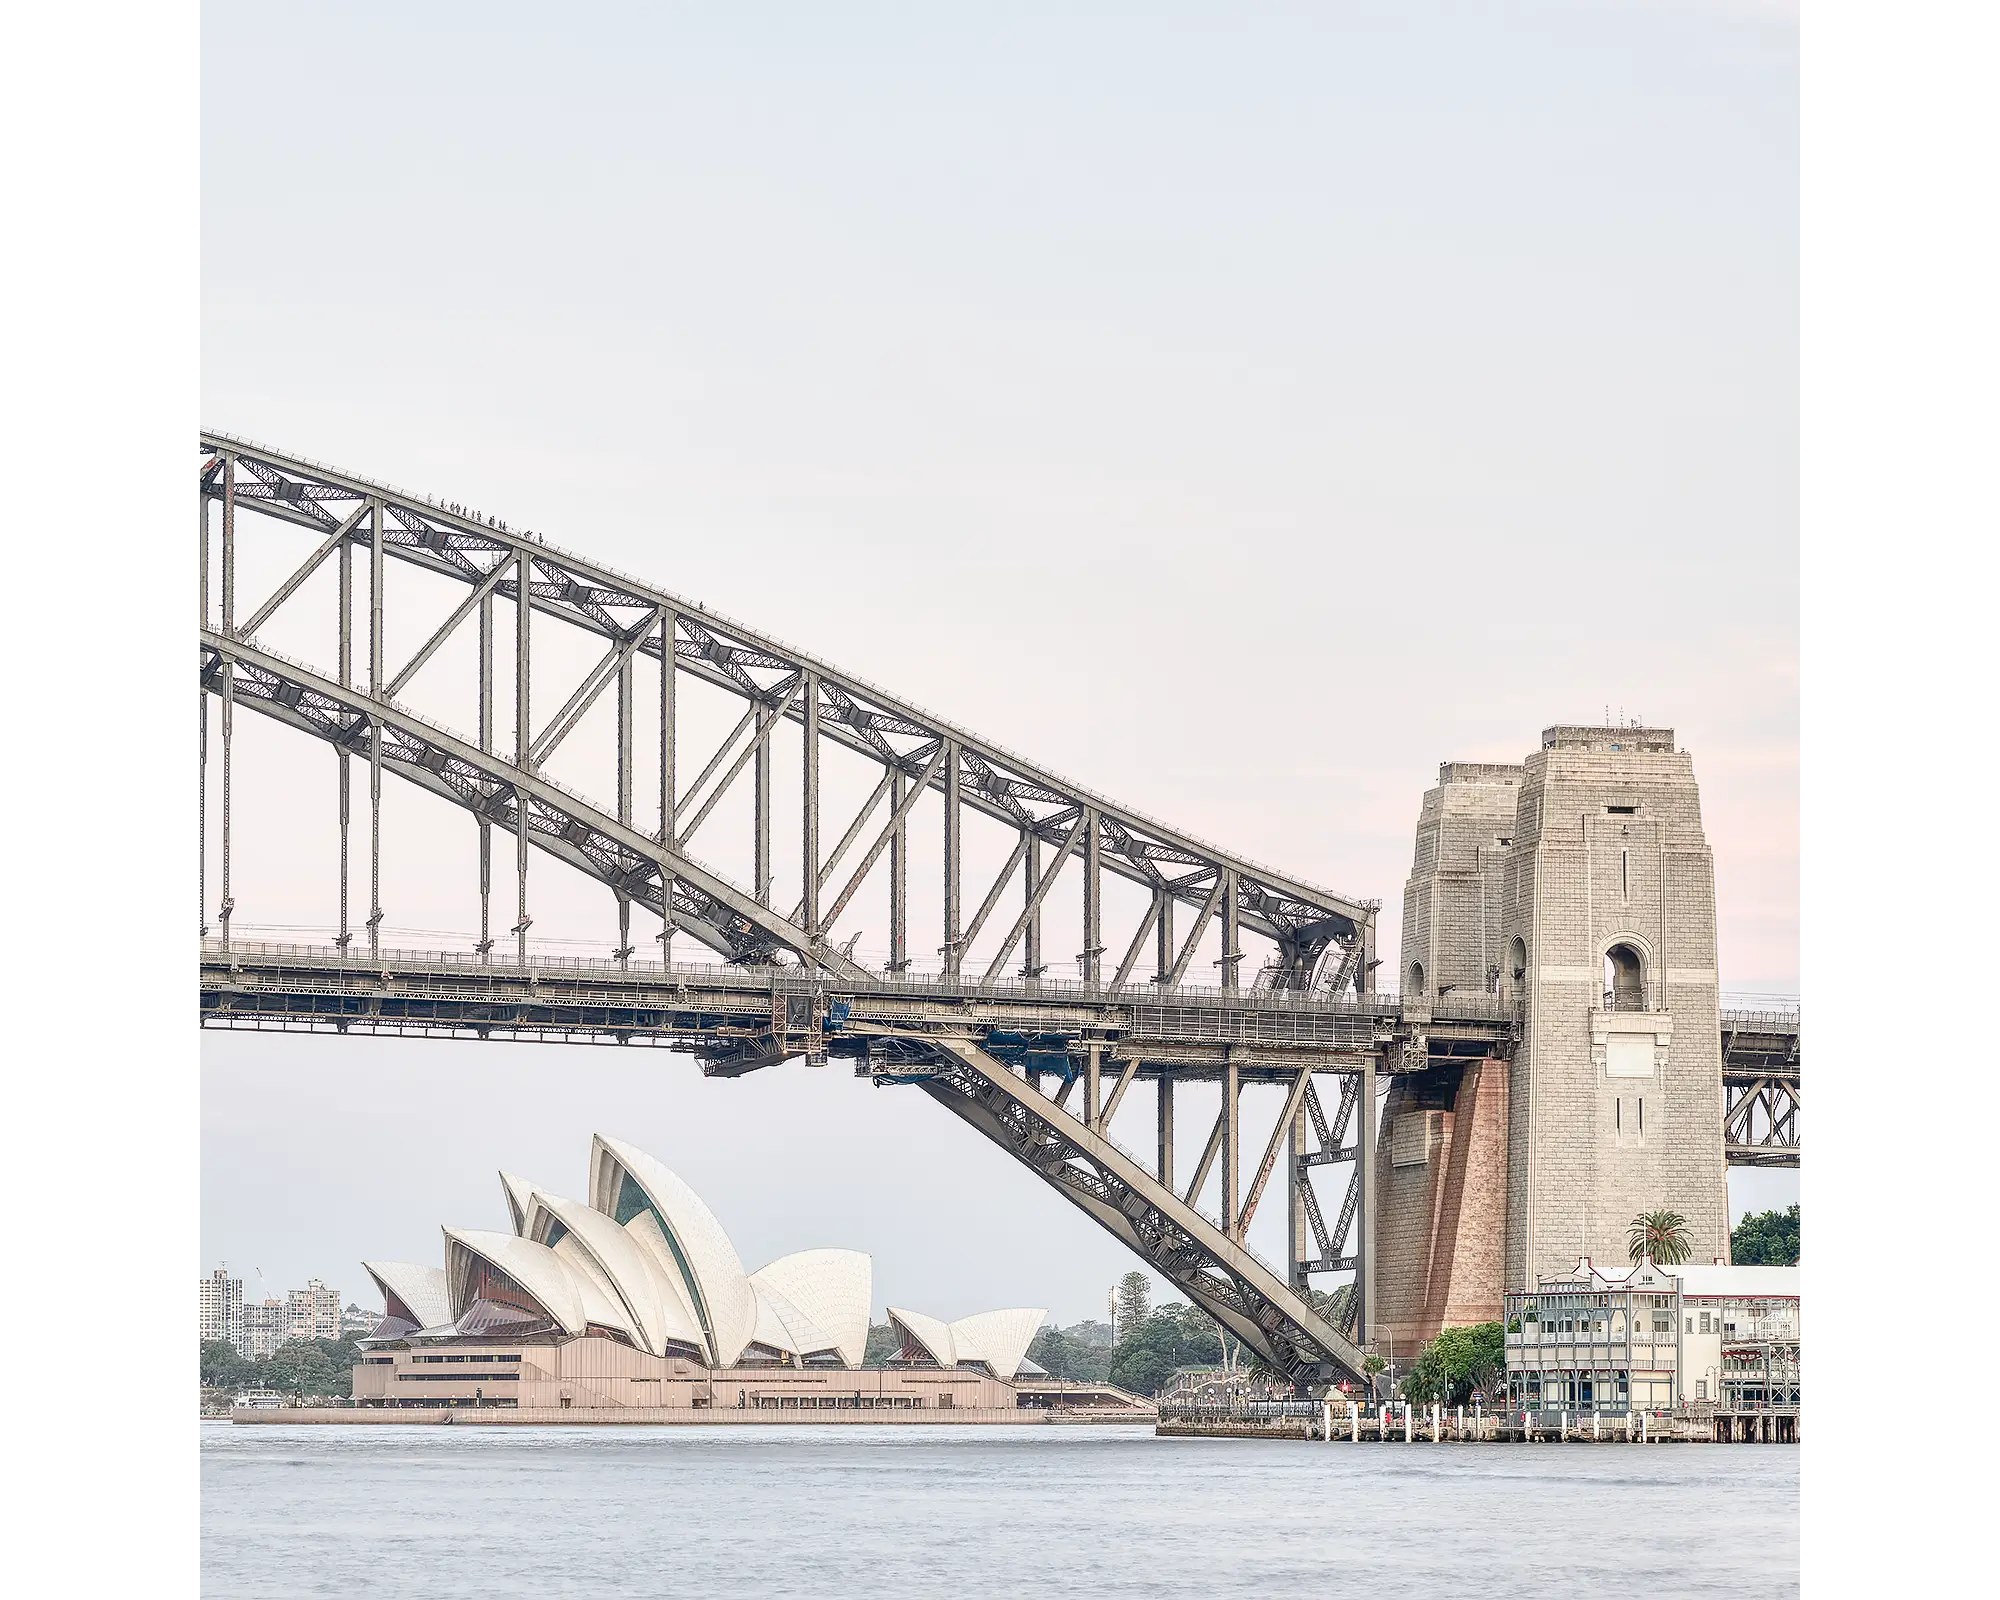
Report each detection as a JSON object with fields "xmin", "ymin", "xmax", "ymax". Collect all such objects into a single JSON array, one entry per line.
[{"xmin": 1628, "ymin": 1209, "xmax": 1695, "ymax": 1266}]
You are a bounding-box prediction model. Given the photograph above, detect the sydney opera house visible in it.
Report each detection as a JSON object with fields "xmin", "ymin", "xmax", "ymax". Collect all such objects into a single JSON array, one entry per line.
[{"xmin": 352, "ymin": 1135, "xmax": 1054, "ymax": 1413}]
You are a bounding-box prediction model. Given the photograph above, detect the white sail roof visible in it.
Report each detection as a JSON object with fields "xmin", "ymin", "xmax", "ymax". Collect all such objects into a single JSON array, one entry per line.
[
  {"xmin": 945, "ymin": 1308, "xmax": 1047, "ymax": 1379},
  {"xmin": 526, "ymin": 1191, "xmax": 705, "ymax": 1357},
  {"xmin": 498, "ymin": 1171, "xmax": 542, "ymax": 1236},
  {"xmin": 588, "ymin": 1135, "xmax": 759, "ymax": 1367},
  {"xmin": 362, "ymin": 1261, "xmax": 451, "ymax": 1331},
  {"xmin": 510, "ymin": 1199, "xmax": 642, "ymax": 1345},
  {"xmin": 886, "ymin": 1307, "xmax": 957, "ymax": 1368},
  {"xmin": 750, "ymin": 1250, "xmax": 872, "ymax": 1370},
  {"xmin": 746, "ymin": 1280, "xmax": 840, "ymax": 1361},
  {"xmin": 887, "ymin": 1306, "xmax": 1046, "ymax": 1376},
  {"xmin": 442, "ymin": 1228, "xmax": 588, "ymax": 1336}
]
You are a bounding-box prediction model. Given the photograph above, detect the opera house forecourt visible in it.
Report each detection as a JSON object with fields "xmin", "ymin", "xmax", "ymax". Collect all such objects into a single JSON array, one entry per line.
[{"xmin": 337, "ymin": 1135, "xmax": 1090, "ymax": 1420}]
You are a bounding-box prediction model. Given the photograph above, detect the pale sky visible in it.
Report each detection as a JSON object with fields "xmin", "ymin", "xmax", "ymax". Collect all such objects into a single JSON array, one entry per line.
[{"xmin": 202, "ymin": 0, "xmax": 1797, "ymax": 1320}]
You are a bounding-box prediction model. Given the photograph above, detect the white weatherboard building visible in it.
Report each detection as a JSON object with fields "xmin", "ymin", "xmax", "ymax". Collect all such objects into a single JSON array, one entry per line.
[
  {"xmin": 352, "ymin": 1135, "xmax": 1047, "ymax": 1411},
  {"xmin": 1504, "ymin": 1255, "xmax": 1800, "ymax": 1415}
]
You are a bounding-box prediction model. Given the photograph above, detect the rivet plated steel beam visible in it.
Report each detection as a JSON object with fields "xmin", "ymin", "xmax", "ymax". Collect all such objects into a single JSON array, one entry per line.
[
  {"xmin": 202, "ymin": 631, "xmax": 874, "ymax": 980},
  {"xmin": 513, "ymin": 546, "xmax": 531, "ymax": 964},
  {"xmin": 1238, "ymin": 1064, "xmax": 1316, "ymax": 1236},
  {"xmin": 1359, "ymin": 1051, "xmax": 1377, "ymax": 1350},
  {"xmin": 367, "ymin": 495, "xmax": 384, "ymax": 957},
  {"xmin": 198, "ymin": 432, "xmax": 1379, "ymax": 964},
  {"xmin": 658, "ymin": 607, "xmax": 677, "ymax": 962},
  {"xmin": 908, "ymin": 1039, "xmax": 1369, "ymax": 1387},
  {"xmin": 888, "ymin": 765, "xmax": 908, "ymax": 974},
  {"xmin": 942, "ymin": 742, "xmax": 962, "ymax": 978},
  {"xmin": 802, "ymin": 671, "xmax": 820, "ymax": 938},
  {"xmin": 218, "ymin": 453, "xmax": 235, "ymax": 950},
  {"xmin": 1221, "ymin": 1054, "xmax": 1240, "ymax": 1237},
  {"xmin": 337, "ymin": 520, "xmax": 353, "ymax": 951},
  {"xmin": 477, "ymin": 588, "xmax": 494, "ymax": 960}
]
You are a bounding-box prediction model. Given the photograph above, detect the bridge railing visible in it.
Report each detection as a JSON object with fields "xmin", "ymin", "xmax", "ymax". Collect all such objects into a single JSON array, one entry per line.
[
  {"xmin": 202, "ymin": 936, "xmax": 1519, "ymax": 1022},
  {"xmin": 1719, "ymin": 1007, "xmax": 1802, "ymax": 1031}
]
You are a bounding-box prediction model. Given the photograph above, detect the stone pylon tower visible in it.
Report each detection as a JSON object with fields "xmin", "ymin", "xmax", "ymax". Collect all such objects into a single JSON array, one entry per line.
[
  {"xmin": 1501, "ymin": 725, "xmax": 1730, "ymax": 1288},
  {"xmin": 1375, "ymin": 726, "xmax": 1732, "ymax": 1347},
  {"xmin": 1375, "ymin": 764, "xmax": 1519, "ymax": 1352}
]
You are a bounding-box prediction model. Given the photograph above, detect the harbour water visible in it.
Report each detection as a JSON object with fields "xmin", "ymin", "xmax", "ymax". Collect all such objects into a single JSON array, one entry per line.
[{"xmin": 201, "ymin": 1423, "xmax": 1798, "ymax": 1597}]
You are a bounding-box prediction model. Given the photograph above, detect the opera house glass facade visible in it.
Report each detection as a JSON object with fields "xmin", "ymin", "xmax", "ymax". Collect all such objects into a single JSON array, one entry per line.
[{"xmin": 354, "ymin": 1135, "xmax": 1046, "ymax": 1412}]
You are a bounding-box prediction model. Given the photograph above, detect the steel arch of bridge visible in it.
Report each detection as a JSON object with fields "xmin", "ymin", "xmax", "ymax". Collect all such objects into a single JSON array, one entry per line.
[
  {"xmin": 197, "ymin": 431, "xmax": 1392, "ymax": 1388},
  {"xmin": 197, "ymin": 432, "xmax": 1798, "ymax": 1389}
]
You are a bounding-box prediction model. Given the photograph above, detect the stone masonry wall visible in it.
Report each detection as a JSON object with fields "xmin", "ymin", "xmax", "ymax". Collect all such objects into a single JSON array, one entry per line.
[
  {"xmin": 1372, "ymin": 1058, "xmax": 1508, "ymax": 1351},
  {"xmin": 1400, "ymin": 763, "xmax": 1522, "ymax": 999},
  {"xmin": 1501, "ymin": 728, "xmax": 1730, "ymax": 1288}
]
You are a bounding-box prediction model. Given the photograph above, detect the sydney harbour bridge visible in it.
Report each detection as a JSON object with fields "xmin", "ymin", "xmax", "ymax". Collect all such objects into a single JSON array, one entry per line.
[{"xmin": 198, "ymin": 432, "xmax": 1800, "ymax": 1391}]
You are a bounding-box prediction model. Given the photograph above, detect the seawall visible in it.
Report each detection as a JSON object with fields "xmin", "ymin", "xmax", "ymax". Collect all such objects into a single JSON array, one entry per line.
[{"xmin": 231, "ymin": 1405, "xmax": 1056, "ymax": 1426}]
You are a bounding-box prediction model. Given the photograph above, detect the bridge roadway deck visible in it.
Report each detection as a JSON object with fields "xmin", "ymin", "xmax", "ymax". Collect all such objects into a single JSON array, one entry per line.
[{"xmin": 200, "ymin": 941, "xmax": 1798, "ymax": 1084}]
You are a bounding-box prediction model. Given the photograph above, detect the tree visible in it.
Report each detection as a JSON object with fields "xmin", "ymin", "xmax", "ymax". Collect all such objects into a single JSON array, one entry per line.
[
  {"xmin": 1064, "ymin": 1319, "xmax": 1113, "ymax": 1350},
  {"xmin": 1109, "ymin": 1346, "xmax": 1174, "ymax": 1398},
  {"xmin": 1627, "ymin": 1209, "xmax": 1695, "ymax": 1266},
  {"xmin": 1114, "ymin": 1272, "xmax": 1152, "ymax": 1343},
  {"xmin": 1027, "ymin": 1325, "xmax": 1082, "ymax": 1380},
  {"xmin": 1103, "ymin": 1302, "xmax": 1224, "ymax": 1396},
  {"xmin": 266, "ymin": 1339, "xmax": 339, "ymax": 1398},
  {"xmin": 862, "ymin": 1321, "xmax": 902, "ymax": 1369},
  {"xmin": 1731, "ymin": 1204, "xmax": 1799, "ymax": 1265},
  {"xmin": 201, "ymin": 1339, "xmax": 254, "ymax": 1391},
  {"xmin": 1399, "ymin": 1323, "xmax": 1504, "ymax": 1406},
  {"xmin": 1153, "ymin": 1302, "xmax": 1224, "ymax": 1368}
]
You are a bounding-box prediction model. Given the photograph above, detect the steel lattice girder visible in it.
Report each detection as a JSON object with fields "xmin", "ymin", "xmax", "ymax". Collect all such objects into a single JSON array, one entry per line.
[
  {"xmin": 202, "ymin": 632, "xmax": 873, "ymax": 976},
  {"xmin": 1723, "ymin": 1074, "xmax": 1800, "ymax": 1169},
  {"xmin": 200, "ymin": 431, "xmax": 1377, "ymax": 975},
  {"xmin": 904, "ymin": 1039, "xmax": 1368, "ymax": 1387}
]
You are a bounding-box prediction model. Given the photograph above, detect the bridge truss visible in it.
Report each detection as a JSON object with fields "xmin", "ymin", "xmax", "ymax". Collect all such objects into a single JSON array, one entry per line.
[
  {"xmin": 197, "ymin": 432, "xmax": 1798, "ymax": 1390},
  {"xmin": 197, "ymin": 432, "xmax": 1397, "ymax": 1388}
]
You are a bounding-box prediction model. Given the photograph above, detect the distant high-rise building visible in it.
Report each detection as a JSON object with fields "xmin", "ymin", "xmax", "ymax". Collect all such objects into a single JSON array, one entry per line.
[
  {"xmin": 200, "ymin": 1267, "xmax": 243, "ymax": 1348},
  {"xmin": 241, "ymin": 1300, "xmax": 287, "ymax": 1359},
  {"xmin": 286, "ymin": 1279, "xmax": 342, "ymax": 1343}
]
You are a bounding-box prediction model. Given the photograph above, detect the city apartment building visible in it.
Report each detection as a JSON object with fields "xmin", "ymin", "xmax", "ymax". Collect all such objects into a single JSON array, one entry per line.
[
  {"xmin": 203, "ymin": 1271, "xmax": 349, "ymax": 1355},
  {"xmin": 200, "ymin": 1267, "xmax": 244, "ymax": 1348},
  {"xmin": 241, "ymin": 1300, "xmax": 288, "ymax": 1359},
  {"xmin": 286, "ymin": 1279, "xmax": 343, "ymax": 1343}
]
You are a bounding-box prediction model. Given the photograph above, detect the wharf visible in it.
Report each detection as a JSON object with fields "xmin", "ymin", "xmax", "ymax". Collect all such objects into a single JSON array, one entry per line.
[{"xmin": 1157, "ymin": 1403, "xmax": 1798, "ymax": 1444}]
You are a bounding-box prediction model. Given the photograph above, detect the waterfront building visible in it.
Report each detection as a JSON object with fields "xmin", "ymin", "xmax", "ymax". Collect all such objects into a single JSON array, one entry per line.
[
  {"xmin": 200, "ymin": 1267, "xmax": 244, "ymax": 1348},
  {"xmin": 351, "ymin": 1134, "xmax": 1053, "ymax": 1412},
  {"xmin": 1672, "ymin": 1262, "xmax": 1801, "ymax": 1408},
  {"xmin": 1502, "ymin": 1256, "xmax": 1800, "ymax": 1414},
  {"xmin": 286, "ymin": 1279, "xmax": 343, "ymax": 1343}
]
